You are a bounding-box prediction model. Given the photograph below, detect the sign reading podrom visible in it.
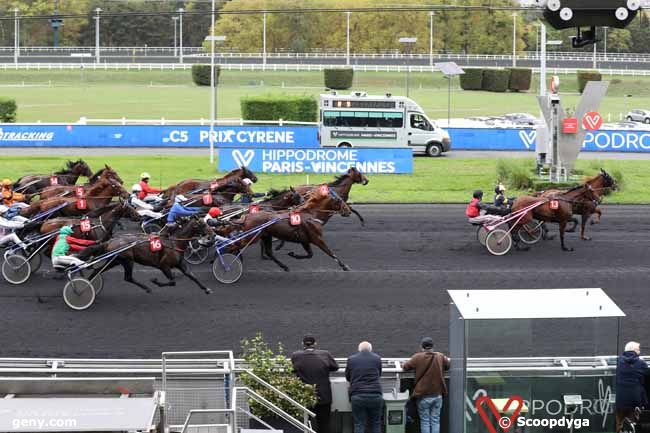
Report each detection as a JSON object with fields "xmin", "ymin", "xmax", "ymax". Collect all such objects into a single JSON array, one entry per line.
[{"xmin": 218, "ymin": 148, "xmax": 413, "ymax": 174}]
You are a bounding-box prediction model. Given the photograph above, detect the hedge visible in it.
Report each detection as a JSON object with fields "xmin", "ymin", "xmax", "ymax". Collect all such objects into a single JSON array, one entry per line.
[
  {"xmin": 0, "ymin": 97, "xmax": 16, "ymax": 123},
  {"xmin": 240, "ymin": 94, "xmax": 318, "ymax": 122},
  {"xmin": 191, "ymin": 64, "xmax": 221, "ymax": 86},
  {"xmin": 324, "ymin": 68, "xmax": 354, "ymax": 90},
  {"xmin": 459, "ymin": 68, "xmax": 484, "ymax": 90},
  {"xmin": 577, "ymin": 70, "xmax": 602, "ymax": 94},
  {"xmin": 507, "ymin": 68, "xmax": 532, "ymax": 92},
  {"xmin": 482, "ymin": 69, "xmax": 510, "ymax": 92}
]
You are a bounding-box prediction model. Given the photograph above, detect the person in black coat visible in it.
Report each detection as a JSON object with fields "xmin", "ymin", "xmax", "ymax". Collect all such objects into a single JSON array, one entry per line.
[
  {"xmin": 616, "ymin": 341, "xmax": 649, "ymax": 432},
  {"xmin": 291, "ymin": 335, "xmax": 339, "ymax": 433},
  {"xmin": 345, "ymin": 341, "xmax": 383, "ymax": 433}
]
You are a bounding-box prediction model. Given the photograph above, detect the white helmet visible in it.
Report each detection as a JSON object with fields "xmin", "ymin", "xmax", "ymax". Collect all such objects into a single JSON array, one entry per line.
[
  {"xmin": 175, "ymin": 194, "xmax": 187, "ymax": 203},
  {"xmin": 131, "ymin": 183, "xmax": 142, "ymax": 192},
  {"xmin": 242, "ymin": 178, "xmax": 253, "ymax": 186}
]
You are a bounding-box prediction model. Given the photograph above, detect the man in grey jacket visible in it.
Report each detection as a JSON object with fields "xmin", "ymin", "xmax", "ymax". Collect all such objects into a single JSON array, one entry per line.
[{"xmin": 345, "ymin": 341, "xmax": 383, "ymax": 433}]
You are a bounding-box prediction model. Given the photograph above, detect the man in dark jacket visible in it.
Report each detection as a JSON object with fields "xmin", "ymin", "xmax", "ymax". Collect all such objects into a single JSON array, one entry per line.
[
  {"xmin": 402, "ymin": 338, "xmax": 451, "ymax": 433},
  {"xmin": 616, "ymin": 341, "xmax": 649, "ymax": 432},
  {"xmin": 291, "ymin": 335, "xmax": 339, "ymax": 433},
  {"xmin": 345, "ymin": 341, "xmax": 383, "ymax": 433}
]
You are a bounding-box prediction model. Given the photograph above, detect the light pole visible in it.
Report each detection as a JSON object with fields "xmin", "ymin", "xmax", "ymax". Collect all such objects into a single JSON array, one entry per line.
[
  {"xmin": 346, "ymin": 12, "xmax": 351, "ymax": 66},
  {"xmin": 429, "ymin": 11, "xmax": 434, "ymax": 67},
  {"xmin": 512, "ymin": 12, "xmax": 517, "ymax": 68},
  {"xmin": 178, "ymin": 8, "xmax": 184, "ymax": 63},
  {"xmin": 263, "ymin": 12, "xmax": 267, "ymax": 69},
  {"xmin": 399, "ymin": 37, "xmax": 417, "ymax": 98},
  {"xmin": 593, "ymin": 40, "xmax": 597, "ymax": 69},
  {"xmin": 13, "ymin": 8, "xmax": 19, "ymax": 64},
  {"xmin": 604, "ymin": 26, "xmax": 608, "ymax": 61},
  {"xmin": 172, "ymin": 16, "xmax": 178, "ymax": 57},
  {"xmin": 206, "ymin": 0, "xmax": 226, "ymax": 165},
  {"xmin": 94, "ymin": 8, "xmax": 101, "ymax": 64}
]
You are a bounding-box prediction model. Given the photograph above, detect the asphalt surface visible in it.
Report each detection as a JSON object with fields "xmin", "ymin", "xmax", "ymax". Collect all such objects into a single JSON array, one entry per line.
[{"xmin": 0, "ymin": 204, "xmax": 647, "ymax": 359}]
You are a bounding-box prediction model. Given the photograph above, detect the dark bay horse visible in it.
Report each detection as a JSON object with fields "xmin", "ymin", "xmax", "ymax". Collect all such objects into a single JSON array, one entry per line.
[
  {"xmin": 20, "ymin": 178, "xmax": 129, "ymax": 218},
  {"xmin": 165, "ymin": 167, "xmax": 258, "ymax": 198},
  {"xmin": 13, "ymin": 160, "xmax": 93, "ymax": 194},
  {"xmin": 182, "ymin": 178, "xmax": 255, "ymax": 208},
  {"xmin": 78, "ymin": 216, "xmax": 214, "ymax": 294},
  {"xmin": 38, "ymin": 165, "xmax": 123, "ymax": 200}
]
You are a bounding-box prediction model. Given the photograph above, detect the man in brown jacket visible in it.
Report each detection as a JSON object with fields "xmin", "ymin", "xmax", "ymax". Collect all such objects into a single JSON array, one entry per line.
[{"xmin": 402, "ymin": 338, "xmax": 450, "ymax": 433}]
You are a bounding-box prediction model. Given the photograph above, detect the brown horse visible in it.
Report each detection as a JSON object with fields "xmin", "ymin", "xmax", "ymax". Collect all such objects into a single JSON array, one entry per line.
[
  {"xmin": 20, "ymin": 177, "xmax": 129, "ymax": 218},
  {"xmin": 512, "ymin": 174, "xmax": 609, "ymax": 251},
  {"xmin": 165, "ymin": 167, "xmax": 258, "ymax": 198},
  {"xmin": 181, "ymin": 178, "xmax": 255, "ymax": 208},
  {"xmin": 13, "ymin": 160, "xmax": 93, "ymax": 194},
  {"xmin": 38, "ymin": 165, "xmax": 123, "ymax": 200},
  {"xmin": 238, "ymin": 190, "xmax": 352, "ymax": 272},
  {"xmin": 537, "ymin": 169, "xmax": 617, "ymax": 241},
  {"xmin": 78, "ymin": 216, "xmax": 214, "ymax": 294}
]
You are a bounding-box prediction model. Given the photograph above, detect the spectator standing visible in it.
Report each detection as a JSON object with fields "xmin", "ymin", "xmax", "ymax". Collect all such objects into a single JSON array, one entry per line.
[
  {"xmin": 291, "ymin": 335, "xmax": 339, "ymax": 433},
  {"xmin": 402, "ymin": 338, "xmax": 450, "ymax": 433},
  {"xmin": 616, "ymin": 341, "xmax": 649, "ymax": 432},
  {"xmin": 345, "ymin": 341, "xmax": 383, "ymax": 433}
]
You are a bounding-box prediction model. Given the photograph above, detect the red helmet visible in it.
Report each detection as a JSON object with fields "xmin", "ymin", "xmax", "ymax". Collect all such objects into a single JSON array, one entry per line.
[{"xmin": 208, "ymin": 207, "xmax": 223, "ymax": 218}]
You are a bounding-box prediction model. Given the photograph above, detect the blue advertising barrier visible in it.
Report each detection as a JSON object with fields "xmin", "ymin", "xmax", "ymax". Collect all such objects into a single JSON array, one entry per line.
[
  {"xmin": 447, "ymin": 127, "xmax": 650, "ymax": 152},
  {"xmin": 218, "ymin": 148, "xmax": 413, "ymax": 174},
  {"xmin": 0, "ymin": 124, "xmax": 319, "ymax": 148}
]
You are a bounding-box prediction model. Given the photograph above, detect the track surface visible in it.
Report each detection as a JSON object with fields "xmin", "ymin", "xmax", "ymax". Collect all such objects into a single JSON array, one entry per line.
[{"xmin": 0, "ymin": 204, "xmax": 647, "ymax": 359}]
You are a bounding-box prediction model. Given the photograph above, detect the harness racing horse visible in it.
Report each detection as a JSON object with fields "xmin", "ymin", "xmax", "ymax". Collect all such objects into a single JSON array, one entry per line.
[
  {"xmin": 20, "ymin": 178, "xmax": 129, "ymax": 218},
  {"xmin": 512, "ymin": 180, "xmax": 603, "ymax": 252},
  {"xmin": 13, "ymin": 160, "xmax": 93, "ymax": 194},
  {"xmin": 537, "ymin": 169, "xmax": 617, "ymax": 241},
  {"xmin": 165, "ymin": 167, "xmax": 258, "ymax": 199},
  {"xmin": 37, "ymin": 165, "xmax": 123, "ymax": 200},
  {"xmin": 182, "ymin": 178, "xmax": 255, "ymax": 208},
  {"xmin": 238, "ymin": 190, "xmax": 352, "ymax": 272},
  {"xmin": 78, "ymin": 216, "xmax": 215, "ymax": 295}
]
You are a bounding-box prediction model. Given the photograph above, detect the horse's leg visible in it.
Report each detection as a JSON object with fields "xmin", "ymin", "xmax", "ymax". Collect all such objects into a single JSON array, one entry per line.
[
  {"xmin": 349, "ymin": 206, "xmax": 365, "ymax": 227},
  {"xmin": 591, "ymin": 207, "xmax": 602, "ymax": 225},
  {"xmin": 176, "ymin": 260, "xmax": 212, "ymax": 294},
  {"xmin": 307, "ymin": 232, "xmax": 350, "ymax": 271},
  {"xmin": 542, "ymin": 222, "xmax": 555, "ymax": 241},
  {"xmin": 151, "ymin": 266, "xmax": 177, "ymax": 287},
  {"xmin": 288, "ymin": 242, "xmax": 314, "ymax": 260},
  {"xmin": 580, "ymin": 214, "xmax": 592, "ymax": 241},
  {"xmin": 262, "ymin": 234, "xmax": 289, "ymax": 272},
  {"xmin": 274, "ymin": 240, "xmax": 286, "ymax": 251},
  {"xmin": 559, "ymin": 220, "xmax": 574, "ymax": 252},
  {"xmin": 120, "ymin": 259, "xmax": 153, "ymax": 293},
  {"xmin": 565, "ymin": 216, "xmax": 578, "ymax": 233}
]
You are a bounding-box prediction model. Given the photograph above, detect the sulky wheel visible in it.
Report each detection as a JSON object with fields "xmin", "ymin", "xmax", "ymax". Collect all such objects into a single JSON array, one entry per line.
[
  {"xmin": 184, "ymin": 240, "xmax": 210, "ymax": 265},
  {"xmin": 28, "ymin": 249, "xmax": 43, "ymax": 273},
  {"xmin": 517, "ymin": 221, "xmax": 544, "ymax": 245},
  {"xmin": 485, "ymin": 229, "xmax": 513, "ymax": 256},
  {"xmin": 476, "ymin": 226, "xmax": 489, "ymax": 246},
  {"xmin": 142, "ymin": 222, "xmax": 162, "ymax": 234},
  {"xmin": 82, "ymin": 271, "xmax": 105, "ymax": 296},
  {"xmin": 63, "ymin": 278, "xmax": 96, "ymax": 311},
  {"xmin": 212, "ymin": 253, "xmax": 243, "ymax": 284},
  {"xmin": 2, "ymin": 254, "xmax": 32, "ymax": 285}
]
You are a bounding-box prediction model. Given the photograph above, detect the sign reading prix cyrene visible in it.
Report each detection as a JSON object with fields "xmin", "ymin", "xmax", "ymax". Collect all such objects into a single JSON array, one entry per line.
[
  {"xmin": 218, "ymin": 148, "xmax": 413, "ymax": 174},
  {"xmin": 331, "ymin": 130, "xmax": 398, "ymax": 140}
]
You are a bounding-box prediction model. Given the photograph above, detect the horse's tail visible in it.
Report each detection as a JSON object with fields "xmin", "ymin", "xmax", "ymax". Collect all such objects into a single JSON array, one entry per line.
[{"xmin": 77, "ymin": 242, "xmax": 107, "ymax": 261}]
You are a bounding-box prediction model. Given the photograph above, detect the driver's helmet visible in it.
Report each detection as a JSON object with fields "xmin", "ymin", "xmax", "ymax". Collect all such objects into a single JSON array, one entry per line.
[
  {"xmin": 175, "ymin": 195, "xmax": 187, "ymax": 204},
  {"xmin": 131, "ymin": 183, "xmax": 142, "ymax": 193}
]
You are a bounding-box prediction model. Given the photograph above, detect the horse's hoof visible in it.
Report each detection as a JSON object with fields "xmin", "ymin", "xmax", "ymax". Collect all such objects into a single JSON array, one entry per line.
[
  {"xmin": 582, "ymin": 237, "xmax": 592, "ymax": 241},
  {"xmin": 204, "ymin": 288, "xmax": 212, "ymax": 295},
  {"xmin": 342, "ymin": 266, "xmax": 351, "ymax": 271},
  {"xmin": 563, "ymin": 247, "xmax": 574, "ymax": 252},
  {"xmin": 288, "ymin": 252, "xmax": 296, "ymax": 258}
]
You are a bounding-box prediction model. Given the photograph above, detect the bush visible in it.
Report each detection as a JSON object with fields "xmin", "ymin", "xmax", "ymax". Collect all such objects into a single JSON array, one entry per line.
[
  {"xmin": 459, "ymin": 68, "xmax": 484, "ymax": 91},
  {"xmin": 0, "ymin": 97, "xmax": 16, "ymax": 123},
  {"xmin": 576, "ymin": 70, "xmax": 602, "ymax": 94},
  {"xmin": 507, "ymin": 68, "xmax": 532, "ymax": 92},
  {"xmin": 191, "ymin": 64, "xmax": 221, "ymax": 86},
  {"xmin": 324, "ymin": 68, "xmax": 354, "ymax": 90},
  {"xmin": 240, "ymin": 333, "xmax": 317, "ymax": 419},
  {"xmin": 482, "ymin": 69, "xmax": 511, "ymax": 93},
  {"xmin": 241, "ymin": 94, "xmax": 318, "ymax": 122},
  {"xmin": 496, "ymin": 159, "xmax": 535, "ymax": 190}
]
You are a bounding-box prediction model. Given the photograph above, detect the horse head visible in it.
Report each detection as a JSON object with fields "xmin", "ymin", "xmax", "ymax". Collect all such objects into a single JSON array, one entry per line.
[
  {"xmin": 599, "ymin": 168, "xmax": 618, "ymax": 191},
  {"xmin": 117, "ymin": 197, "xmax": 142, "ymax": 222},
  {"xmin": 71, "ymin": 160, "xmax": 93, "ymax": 178},
  {"xmin": 241, "ymin": 166, "xmax": 258, "ymax": 183},
  {"xmin": 109, "ymin": 179, "xmax": 130, "ymax": 199},
  {"xmin": 348, "ymin": 167, "xmax": 369, "ymax": 185},
  {"xmin": 104, "ymin": 164, "xmax": 124, "ymax": 184}
]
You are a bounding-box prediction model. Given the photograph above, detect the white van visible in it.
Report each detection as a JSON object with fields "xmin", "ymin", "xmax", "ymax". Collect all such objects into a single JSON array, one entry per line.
[{"xmin": 319, "ymin": 91, "xmax": 451, "ymax": 157}]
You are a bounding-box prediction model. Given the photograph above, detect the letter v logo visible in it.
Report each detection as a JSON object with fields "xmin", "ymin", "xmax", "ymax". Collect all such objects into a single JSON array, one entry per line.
[
  {"xmin": 519, "ymin": 130, "xmax": 537, "ymax": 149},
  {"xmin": 232, "ymin": 149, "xmax": 255, "ymax": 167}
]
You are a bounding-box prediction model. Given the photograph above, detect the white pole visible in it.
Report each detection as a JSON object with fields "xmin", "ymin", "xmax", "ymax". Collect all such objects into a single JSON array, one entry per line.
[
  {"xmin": 429, "ymin": 11, "xmax": 434, "ymax": 67},
  {"xmin": 94, "ymin": 8, "xmax": 101, "ymax": 64},
  {"xmin": 540, "ymin": 22, "xmax": 546, "ymax": 96},
  {"xmin": 172, "ymin": 17, "xmax": 178, "ymax": 57},
  {"xmin": 13, "ymin": 8, "xmax": 19, "ymax": 64},
  {"xmin": 346, "ymin": 11, "xmax": 350, "ymax": 66},
  {"xmin": 209, "ymin": 0, "xmax": 216, "ymax": 165},
  {"xmin": 593, "ymin": 41, "xmax": 597, "ymax": 69},
  {"xmin": 512, "ymin": 12, "xmax": 517, "ymax": 68},
  {"xmin": 263, "ymin": 12, "xmax": 267, "ymax": 69},
  {"xmin": 604, "ymin": 27, "xmax": 608, "ymax": 61},
  {"xmin": 179, "ymin": 8, "xmax": 184, "ymax": 64}
]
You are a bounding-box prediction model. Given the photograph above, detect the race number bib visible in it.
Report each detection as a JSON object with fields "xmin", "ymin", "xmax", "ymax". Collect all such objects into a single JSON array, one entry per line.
[
  {"xmin": 76, "ymin": 198, "xmax": 87, "ymax": 210},
  {"xmin": 75, "ymin": 186, "xmax": 85, "ymax": 198},
  {"xmin": 149, "ymin": 236, "xmax": 163, "ymax": 252},
  {"xmin": 50, "ymin": 176, "xmax": 58, "ymax": 186},
  {"xmin": 80, "ymin": 218, "xmax": 92, "ymax": 233},
  {"xmin": 202, "ymin": 194, "xmax": 213, "ymax": 205},
  {"xmin": 249, "ymin": 204, "xmax": 260, "ymax": 214},
  {"xmin": 290, "ymin": 212, "xmax": 302, "ymax": 226},
  {"xmin": 549, "ymin": 200, "xmax": 559, "ymax": 210},
  {"xmin": 319, "ymin": 185, "xmax": 329, "ymax": 196}
]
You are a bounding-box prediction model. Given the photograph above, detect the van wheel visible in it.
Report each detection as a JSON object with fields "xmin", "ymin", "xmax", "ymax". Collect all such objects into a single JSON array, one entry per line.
[
  {"xmin": 626, "ymin": 116, "xmax": 633, "ymax": 122},
  {"xmin": 645, "ymin": 118, "xmax": 650, "ymax": 124},
  {"xmin": 338, "ymin": 142, "xmax": 352, "ymax": 148},
  {"xmin": 426, "ymin": 143, "xmax": 443, "ymax": 157}
]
